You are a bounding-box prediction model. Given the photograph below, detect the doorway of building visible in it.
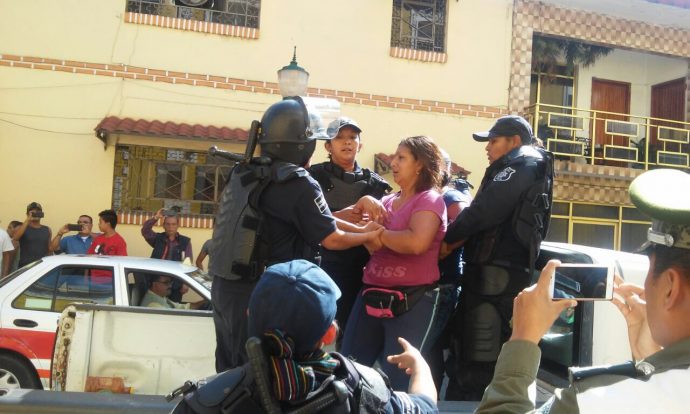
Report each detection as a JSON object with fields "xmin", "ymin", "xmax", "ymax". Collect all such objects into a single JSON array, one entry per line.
[
  {"xmin": 650, "ymin": 77, "xmax": 687, "ymax": 166},
  {"xmin": 590, "ymin": 78, "xmax": 631, "ymax": 148}
]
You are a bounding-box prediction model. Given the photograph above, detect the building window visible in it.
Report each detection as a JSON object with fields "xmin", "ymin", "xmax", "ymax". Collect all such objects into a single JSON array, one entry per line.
[
  {"xmin": 391, "ymin": 0, "xmax": 447, "ymax": 52},
  {"xmin": 545, "ymin": 201, "xmax": 651, "ymax": 252},
  {"xmin": 126, "ymin": 0, "xmax": 260, "ymax": 29},
  {"xmin": 113, "ymin": 145, "xmax": 231, "ymax": 216}
]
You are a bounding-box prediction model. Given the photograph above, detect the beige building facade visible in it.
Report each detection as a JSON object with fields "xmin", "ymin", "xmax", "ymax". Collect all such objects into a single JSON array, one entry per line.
[{"xmin": 0, "ymin": 0, "xmax": 688, "ymax": 257}]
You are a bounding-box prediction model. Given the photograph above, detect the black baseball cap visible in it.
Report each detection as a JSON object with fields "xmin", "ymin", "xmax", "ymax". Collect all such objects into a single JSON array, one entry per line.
[
  {"xmin": 326, "ymin": 117, "xmax": 362, "ymax": 140},
  {"xmin": 472, "ymin": 115, "xmax": 534, "ymax": 144},
  {"xmin": 26, "ymin": 202, "xmax": 43, "ymax": 213}
]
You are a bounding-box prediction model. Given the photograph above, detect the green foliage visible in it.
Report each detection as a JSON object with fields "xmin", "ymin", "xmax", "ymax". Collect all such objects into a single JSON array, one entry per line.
[{"xmin": 532, "ymin": 35, "xmax": 613, "ymax": 76}]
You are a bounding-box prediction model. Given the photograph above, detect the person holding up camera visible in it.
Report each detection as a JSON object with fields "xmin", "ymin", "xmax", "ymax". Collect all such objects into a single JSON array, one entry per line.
[
  {"xmin": 49, "ymin": 214, "xmax": 96, "ymax": 255},
  {"xmin": 141, "ymin": 208, "xmax": 193, "ymax": 263},
  {"xmin": 12, "ymin": 201, "xmax": 52, "ymax": 268}
]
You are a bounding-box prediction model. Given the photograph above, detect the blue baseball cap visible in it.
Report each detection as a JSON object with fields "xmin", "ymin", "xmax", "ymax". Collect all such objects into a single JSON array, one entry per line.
[{"xmin": 248, "ymin": 260, "xmax": 341, "ymax": 355}]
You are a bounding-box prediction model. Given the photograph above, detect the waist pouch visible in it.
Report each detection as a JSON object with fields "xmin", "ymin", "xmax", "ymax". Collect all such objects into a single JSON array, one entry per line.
[{"xmin": 361, "ymin": 284, "xmax": 433, "ymax": 318}]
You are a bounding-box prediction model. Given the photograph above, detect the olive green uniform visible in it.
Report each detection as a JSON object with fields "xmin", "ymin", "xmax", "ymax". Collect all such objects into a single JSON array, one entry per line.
[{"xmin": 477, "ymin": 338, "xmax": 690, "ymax": 413}]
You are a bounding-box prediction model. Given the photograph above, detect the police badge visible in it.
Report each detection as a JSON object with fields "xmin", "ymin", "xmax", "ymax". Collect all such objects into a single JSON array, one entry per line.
[{"xmin": 494, "ymin": 167, "xmax": 516, "ymax": 182}]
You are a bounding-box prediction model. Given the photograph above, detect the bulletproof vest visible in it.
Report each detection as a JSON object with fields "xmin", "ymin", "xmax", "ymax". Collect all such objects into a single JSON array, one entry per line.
[
  {"xmin": 510, "ymin": 147, "xmax": 554, "ymax": 273},
  {"xmin": 310, "ymin": 162, "xmax": 391, "ymax": 211},
  {"xmin": 208, "ymin": 160, "xmax": 307, "ymax": 282},
  {"xmin": 468, "ymin": 146, "xmax": 553, "ymax": 270}
]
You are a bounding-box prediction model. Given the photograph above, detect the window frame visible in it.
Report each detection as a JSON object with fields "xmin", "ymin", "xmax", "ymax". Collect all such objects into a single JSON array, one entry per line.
[{"xmin": 391, "ymin": 0, "xmax": 448, "ymax": 53}]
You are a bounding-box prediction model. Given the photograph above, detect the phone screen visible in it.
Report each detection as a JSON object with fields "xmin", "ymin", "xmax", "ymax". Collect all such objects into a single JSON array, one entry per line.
[{"xmin": 552, "ymin": 265, "xmax": 612, "ymax": 300}]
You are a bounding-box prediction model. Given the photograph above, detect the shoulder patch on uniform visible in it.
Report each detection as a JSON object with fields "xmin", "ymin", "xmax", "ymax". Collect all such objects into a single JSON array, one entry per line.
[
  {"xmin": 314, "ymin": 193, "xmax": 328, "ymax": 214},
  {"xmin": 494, "ymin": 167, "xmax": 516, "ymax": 182}
]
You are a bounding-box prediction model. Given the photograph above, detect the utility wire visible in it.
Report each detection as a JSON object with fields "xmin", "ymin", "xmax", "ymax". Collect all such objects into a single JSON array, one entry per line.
[{"xmin": 0, "ymin": 118, "xmax": 94, "ymax": 135}]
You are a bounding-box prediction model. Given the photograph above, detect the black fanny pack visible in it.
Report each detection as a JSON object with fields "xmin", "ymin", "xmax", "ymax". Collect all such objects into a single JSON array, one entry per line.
[{"xmin": 361, "ymin": 284, "xmax": 434, "ymax": 318}]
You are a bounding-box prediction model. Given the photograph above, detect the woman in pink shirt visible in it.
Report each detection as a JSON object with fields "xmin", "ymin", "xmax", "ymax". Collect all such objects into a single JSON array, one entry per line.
[{"xmin": 341, "ymin": 136, "xmax": 447, "ymax": 390}]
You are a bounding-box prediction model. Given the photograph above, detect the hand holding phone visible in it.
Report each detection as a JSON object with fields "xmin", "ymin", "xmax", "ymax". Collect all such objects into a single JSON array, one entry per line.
[
  {"xmin": 550, "ymin": 263, "xmax": 614, "ymax": 301},
  {"xmin": 67, "ymin": 224, "xmax": 83, "ymax": 232}
]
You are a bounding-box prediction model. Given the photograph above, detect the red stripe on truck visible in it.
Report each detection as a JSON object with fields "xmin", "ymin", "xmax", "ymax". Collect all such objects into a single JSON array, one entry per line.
[{"xmin": 0, "ymin": 327, "xmax": 56, "ymax": 360}]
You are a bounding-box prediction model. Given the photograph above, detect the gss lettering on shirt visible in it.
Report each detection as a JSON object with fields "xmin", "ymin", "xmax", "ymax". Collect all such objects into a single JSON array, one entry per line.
[{"xmin": 368, "ymin": 263, "xmax": 408, "ymax": 279}]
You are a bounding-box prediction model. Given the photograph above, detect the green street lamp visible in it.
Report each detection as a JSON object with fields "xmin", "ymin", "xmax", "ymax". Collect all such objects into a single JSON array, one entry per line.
[{"xmin": 277, "ymin": 47, "xmax": 309, "ymax": 97}]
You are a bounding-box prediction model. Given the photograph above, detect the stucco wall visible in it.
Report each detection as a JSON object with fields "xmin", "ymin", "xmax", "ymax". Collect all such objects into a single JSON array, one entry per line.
[{"xmin": 576, "ymin": 48, "xmax": 688, "ymax": 123}]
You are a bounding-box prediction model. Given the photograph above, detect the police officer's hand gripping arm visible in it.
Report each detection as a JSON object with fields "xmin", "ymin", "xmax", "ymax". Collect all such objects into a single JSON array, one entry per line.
[{"xmin": 321, "ymin": 220, "xmax": 384, "ymax": 251}]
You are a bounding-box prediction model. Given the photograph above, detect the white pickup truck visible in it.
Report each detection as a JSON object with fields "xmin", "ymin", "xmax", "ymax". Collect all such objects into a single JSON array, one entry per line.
[{"xmin": 48, "ymin": 242, "xmax": 649, "ymax": 398}]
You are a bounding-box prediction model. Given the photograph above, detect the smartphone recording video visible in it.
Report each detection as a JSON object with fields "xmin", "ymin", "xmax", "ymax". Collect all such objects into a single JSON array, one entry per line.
[{"xmin": 550, "ymin": 263, "xmax": 614, "ymax": 301}]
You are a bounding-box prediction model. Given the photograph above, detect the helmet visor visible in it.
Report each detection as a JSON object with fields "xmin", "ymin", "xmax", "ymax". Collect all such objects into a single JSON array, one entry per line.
[{"xmin": 301, "ymin": 97, "xmax": 340, "ymax": 141}]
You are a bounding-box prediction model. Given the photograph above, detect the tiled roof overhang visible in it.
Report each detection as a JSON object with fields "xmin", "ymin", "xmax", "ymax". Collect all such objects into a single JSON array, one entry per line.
[{"xmin": 95, "ymin": 116, "xmax": 249, "ymax": 143}]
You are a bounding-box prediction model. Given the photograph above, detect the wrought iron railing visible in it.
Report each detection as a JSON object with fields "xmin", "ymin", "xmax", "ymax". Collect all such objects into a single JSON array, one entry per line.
[
  {"xmin": 525, "ymin": 103, "xmax": 690, "ymax": 170},
  {"xmin": 125, "ymin": 0, "xmax": 260, "ymax": 29}
]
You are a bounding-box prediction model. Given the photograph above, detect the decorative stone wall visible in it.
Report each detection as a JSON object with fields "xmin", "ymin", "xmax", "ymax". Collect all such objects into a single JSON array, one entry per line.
[{"xmin": 509, "ymin": 0, "xmax": 690, "ymax": 115}]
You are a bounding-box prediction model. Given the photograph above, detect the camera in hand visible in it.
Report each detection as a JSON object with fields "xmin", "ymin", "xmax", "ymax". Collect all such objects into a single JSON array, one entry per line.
[
  {"xmin": 67, "ymin": 224, "xmax": 83, "ymax": 232},
  {"xmin": 550, "ymin": 264, "xmax": 614, "ymax": 301},
  {"xmin": 31, "ymin": 211, "xmax": 45, "ymax": 218}
]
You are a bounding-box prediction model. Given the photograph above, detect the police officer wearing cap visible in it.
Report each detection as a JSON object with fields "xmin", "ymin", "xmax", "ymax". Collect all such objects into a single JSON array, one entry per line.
[
  {"xmin": 443, "ymin": 115, "xmax": 554, "ymax": 400},
  {"xmin": 477, "ymin": 168, "xmax": 690, "ymax": 413},
  {"xmin": 309, "ymin": 117, "xmax": 391, "ymax": 344},
  {"xmin": 209, "ymin": 97, "xmax": 383, "ymax": 372}
]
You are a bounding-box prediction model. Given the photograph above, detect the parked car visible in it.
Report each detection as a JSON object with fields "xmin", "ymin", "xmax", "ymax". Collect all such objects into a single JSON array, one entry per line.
[{"xmin": 0, "ymin": 255, "xmax": 211, "ymax": 393}]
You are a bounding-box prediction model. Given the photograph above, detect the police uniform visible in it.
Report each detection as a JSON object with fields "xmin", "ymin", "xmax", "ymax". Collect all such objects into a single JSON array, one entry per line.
[
  {"xmin": 476, "ymin": 168, "xmax": 690, "ymax": 413},
  {"xmin": 212, "ymin": 172, "xmax": 337, "ymax": 371},
  {"xmin": 210, "ymin": 97, "xmax": 338, "ymax": 372},
  {"xmin": 310, "ymin": 159, "xmax": 390, "ymax": 337},
  {"xmin": 444, "ymin": 116, "xmax": 553, "ymax": 400}
]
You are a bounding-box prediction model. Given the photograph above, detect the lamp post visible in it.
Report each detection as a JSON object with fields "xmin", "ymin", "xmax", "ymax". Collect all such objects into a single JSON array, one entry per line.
[{"xmin": 277, "ymin": 47, "xmax": 309, "ymax": 97}]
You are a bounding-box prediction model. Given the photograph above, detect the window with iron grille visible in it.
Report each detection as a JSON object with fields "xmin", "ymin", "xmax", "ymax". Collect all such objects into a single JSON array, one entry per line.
[
  {"xmin": 113, "ymin": 145, "xmax": 232, "ymax": 216},
  {"xmin": 391, "ymin": 0, "xmax": 447, "ymax": 52},
  {"xmin": 126, "ymin": 0, "xmax": 260, "ymax": 29}
]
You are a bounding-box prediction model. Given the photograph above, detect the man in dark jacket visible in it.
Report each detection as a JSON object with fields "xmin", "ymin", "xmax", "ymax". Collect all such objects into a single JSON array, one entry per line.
[
  {"xmin": 443, "ymin": 115, "xmax": 553, "ymax": 400},
  {"xmin": 141, "ymin": 207, "xmax": 193, "ymax": 262}
]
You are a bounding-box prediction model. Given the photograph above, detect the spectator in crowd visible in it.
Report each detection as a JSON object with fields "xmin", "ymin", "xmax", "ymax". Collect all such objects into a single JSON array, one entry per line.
[
  {"xmin": 50, "ymin": 215, "xmax": 96, "ymax": 254},
  {"xmin": 0, "ymin": 225, "xmax": 14, "ymax": 277},
  {"xmin": 6, "ymin": 221, "xmax": 22, "ymax": 273},
  {"xmin": 247, "ymin": 259, "xmax": 438, "ymax": 413},
  {"xmin": 13, "ymin": 202, "xmax": 52, "ymax": 268},
  {"xmin": 309, "ymin": 117, "xmax": 391, "ymax": 347},
  {"xmin": 341, "ymin": 135, "xmax": 447, "ymax": 390},
  {"xmin": 87, "ymin": 209, "xmax": 127, "ymax": 256},
  {"xmin": 477, "ymin": 168, "xmax": 690, "ymax": 413},
  {"xmin": 195, "ymin": 239, "xmax": 212, "ymax": 271},
  {"xmin": 141, "ymin": 208, "xmax": 193, "ymax": 262}
]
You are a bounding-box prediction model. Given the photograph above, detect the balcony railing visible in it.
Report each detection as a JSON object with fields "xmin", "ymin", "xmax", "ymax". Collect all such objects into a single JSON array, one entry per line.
[{"xmin": 525, "ymin": 103, "xmax": 690, "ymax": 171}]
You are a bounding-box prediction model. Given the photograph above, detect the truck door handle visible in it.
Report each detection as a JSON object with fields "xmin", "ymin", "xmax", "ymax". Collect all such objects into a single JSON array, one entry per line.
[{"xmin": 13, "ymin": 319, "xmax": 38, "ymax": 328}]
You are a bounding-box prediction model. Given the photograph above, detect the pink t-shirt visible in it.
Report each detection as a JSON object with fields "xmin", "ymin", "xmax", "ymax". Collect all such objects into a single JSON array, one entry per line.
[{"xmin": 363, "ymin": 190, "xmax": 447, "ymax": 287}]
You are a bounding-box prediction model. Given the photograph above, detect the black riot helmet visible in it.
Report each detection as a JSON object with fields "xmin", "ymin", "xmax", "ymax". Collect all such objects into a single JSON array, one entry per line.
[{"xmin": 259, "ymin": 96, "xmax": 328, "ymax": 166}]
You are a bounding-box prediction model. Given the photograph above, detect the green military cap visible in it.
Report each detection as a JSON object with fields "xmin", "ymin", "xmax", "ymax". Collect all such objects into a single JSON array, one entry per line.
[{"xmin": 629, "ymin": 169, "xmax": 690, "ymax": 250}]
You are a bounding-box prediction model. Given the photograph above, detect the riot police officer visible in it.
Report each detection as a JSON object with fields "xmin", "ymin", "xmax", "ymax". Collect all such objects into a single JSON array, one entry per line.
[
  {"xmin": 477, "ymin": 168, "xmax": 690, "ymax": 413},
  {"xmin": 309, "ymin": 117, "xmax": 391, "ymax": 344},
  {"xmin": 209, "ymin": 97, "xmax": 382, "ymax": 372},
  {"xmin": 443, "ymin": 115, "xmax": 553, "ymax": 400}
]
